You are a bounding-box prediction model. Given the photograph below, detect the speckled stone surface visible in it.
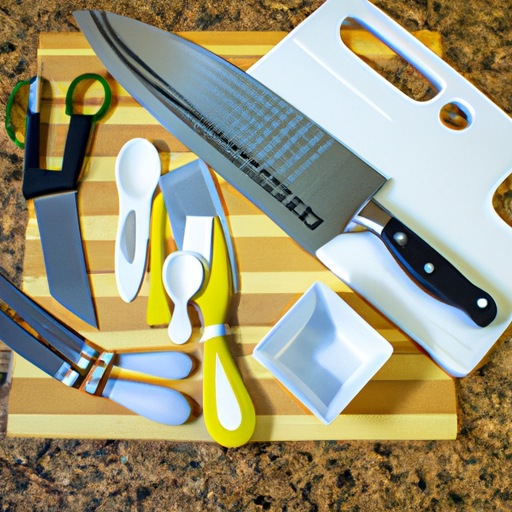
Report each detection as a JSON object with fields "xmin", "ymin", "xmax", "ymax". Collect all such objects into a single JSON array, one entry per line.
[{"xmin": 1, "ymin": 0, "xmax": 512, "ymax": 510}]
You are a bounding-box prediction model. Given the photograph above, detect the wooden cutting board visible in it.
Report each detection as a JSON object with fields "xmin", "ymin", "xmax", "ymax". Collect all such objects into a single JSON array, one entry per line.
[{"xmin": 6, "ymin": 31, "xmax": 457, "ymax": 441}]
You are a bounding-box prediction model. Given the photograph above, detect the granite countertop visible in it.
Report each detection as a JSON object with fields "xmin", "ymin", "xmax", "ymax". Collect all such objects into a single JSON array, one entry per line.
[{"xmin": 1, "ymin": 0, "xmax": 512, "ymax": 510}]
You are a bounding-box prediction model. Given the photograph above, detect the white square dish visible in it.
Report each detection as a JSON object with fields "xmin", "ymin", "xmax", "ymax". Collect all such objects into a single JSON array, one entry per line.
[{"xmin": 252, "ymin": 282, "xmax": 393, "ymax": 425}]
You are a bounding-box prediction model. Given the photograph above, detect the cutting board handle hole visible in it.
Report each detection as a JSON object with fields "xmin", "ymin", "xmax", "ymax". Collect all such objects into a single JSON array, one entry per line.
[
  {"xmin": 340, "ymin": 17, "xmax": 439, "ymax": 102},
  {"xmin": 439, "ymin": 102, "xmax": 472, "ymax": 130}
]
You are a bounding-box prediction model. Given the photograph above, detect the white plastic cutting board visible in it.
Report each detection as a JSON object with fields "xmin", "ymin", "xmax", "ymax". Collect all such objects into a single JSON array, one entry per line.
[{"xmin": 248, "ymin": 0, "xmax": 512, "ymax": 377}]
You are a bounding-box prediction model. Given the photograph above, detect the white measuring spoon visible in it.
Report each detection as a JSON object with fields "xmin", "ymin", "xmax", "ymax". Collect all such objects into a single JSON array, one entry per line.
[
  {"xmin": 162, "ymin": 250, "xmax": 208, "ymax": 344},
  {"xmin": 115, "ymin": 138, "xmax": 161, "ymax": 303}
]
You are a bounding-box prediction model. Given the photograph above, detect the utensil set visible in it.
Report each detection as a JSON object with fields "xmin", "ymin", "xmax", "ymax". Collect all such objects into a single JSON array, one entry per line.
[{"xmin": 3, "ymin": 0, "xmax": 512, "ymax": 445}]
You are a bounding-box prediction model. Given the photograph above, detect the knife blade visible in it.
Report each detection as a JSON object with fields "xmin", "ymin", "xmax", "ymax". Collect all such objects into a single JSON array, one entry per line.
[
  {"xmin": 74, "ymin": 10, "xmax": 497, "ymax": 327},
  {"xmin": 22, "ymin": 74, "xmax": 112, "ymax": 328}
]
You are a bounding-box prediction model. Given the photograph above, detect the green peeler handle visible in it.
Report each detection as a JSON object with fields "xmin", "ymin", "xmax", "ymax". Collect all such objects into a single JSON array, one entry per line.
[{"xmin": 5, "ymin": 78, "xmax": 32, "ymax": 149}]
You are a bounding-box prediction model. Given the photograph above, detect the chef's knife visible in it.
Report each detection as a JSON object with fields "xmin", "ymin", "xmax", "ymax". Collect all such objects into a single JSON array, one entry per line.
[
  {"xmin": 22, "ymin": 74, "xmax": 111, "ymax": 328},
  {"xmin": 74, "ymin": 10, "xmax": 497, "ymax": 327}
]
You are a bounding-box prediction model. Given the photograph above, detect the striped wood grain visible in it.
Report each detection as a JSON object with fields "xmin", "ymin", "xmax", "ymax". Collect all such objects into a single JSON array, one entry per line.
[{"xmin": 7, "ymin": 30, "xmax": 457, "ymax": 441}]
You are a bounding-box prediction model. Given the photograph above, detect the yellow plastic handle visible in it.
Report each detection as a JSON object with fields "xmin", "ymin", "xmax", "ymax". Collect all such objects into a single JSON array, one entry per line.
[
  {"xmin": 146, "ymin": 191, "xmax": 172, "ymax": 326},
  {"xmin": 195, "ymin": 218, "xmax": 231, "ymax": 326},
  {"xmin": 203, "ymin": 335, "xmax": 256, "ymax": 447},
  {"xmin": 195, "ymin": 217, "xmax": 255, "ymax": 447}
]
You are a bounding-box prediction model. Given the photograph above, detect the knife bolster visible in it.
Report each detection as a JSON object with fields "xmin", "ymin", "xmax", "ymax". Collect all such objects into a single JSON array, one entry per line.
[{"xmin": 82, "ymin": 351, "xmax": 116, "ymax": 396}]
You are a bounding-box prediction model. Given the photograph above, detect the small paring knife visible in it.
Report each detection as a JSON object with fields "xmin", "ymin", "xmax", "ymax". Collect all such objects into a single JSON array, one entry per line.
[
  {"xmin": 159, "ymin": 160, "xmax": 255, "ymax": 447},
  {"xmin": 165, "ymin": 215, "xmax": 255, "ymax": 447}
]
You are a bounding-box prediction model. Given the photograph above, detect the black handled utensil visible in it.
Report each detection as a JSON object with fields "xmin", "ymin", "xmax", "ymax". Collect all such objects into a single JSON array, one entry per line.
[
  {"xmin": 73, "ymin": 10, "xmax": 497, "ymax": 327},
  {"xmin": 8, "ymin": 74, "xmax": 112, "ymax": 328}
]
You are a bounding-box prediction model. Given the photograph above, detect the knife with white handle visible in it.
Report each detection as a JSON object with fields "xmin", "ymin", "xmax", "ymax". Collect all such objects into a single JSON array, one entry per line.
[{"xmin": 0, "ymin": 272, "xmax": 195, "ymax": 426}]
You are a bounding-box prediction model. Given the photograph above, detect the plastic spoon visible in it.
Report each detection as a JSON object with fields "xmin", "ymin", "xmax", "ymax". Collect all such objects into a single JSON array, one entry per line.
[
  {"xmin": 162, "ymin": 251, "xmax": 207, "ymax": 344},
  {"xmin": 115, "ymin": 138, "xmax": 161, "ymax": 303}
]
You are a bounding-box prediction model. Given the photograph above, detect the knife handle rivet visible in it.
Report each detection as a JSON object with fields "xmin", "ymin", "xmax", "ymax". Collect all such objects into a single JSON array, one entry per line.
[
  {"xmin": 393, "ymin": 232, "xmax": 408, "ymax": 247},
  {"xmin": 424, "ymin": 263, "xmax": 435, "ymax": 274},
  {"xmin": 477, "ymin": 298, "xmax": 489, "ymax": 309}
]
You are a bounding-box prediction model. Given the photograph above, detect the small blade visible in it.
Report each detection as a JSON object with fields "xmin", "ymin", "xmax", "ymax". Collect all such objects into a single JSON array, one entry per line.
[
  {"xmin": 159, "ymin": 159, "xmax": 240, "ymax": 292},
  {"xmin": 0, "ymin": 272, "xmax": 96, "ymax": 367},
  {"xmin": 0, "ymin": 307, "xmax": 75, "ymax": 382},
  {"xmin": 35, "ymin": 191, "xmax": 98, "ymax": 328}
]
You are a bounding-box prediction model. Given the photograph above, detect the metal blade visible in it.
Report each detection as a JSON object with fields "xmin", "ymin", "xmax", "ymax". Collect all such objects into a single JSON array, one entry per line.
[
  {"xmin": 0, "ymin": 307, "xmax": 76, "ymax": 382},
  {"xmin": 0, "ymin": 272, "xmax": 97, "ymax": 368},
  {"xmin": 74, "ymin": 10, "xmax": 386, "ymax": 255},
  {"xmin": 159, "ymin": 159, "xmax": 240, "ymax": 292},
  {"xmin": 35, "ymin": 191, "xmax": 98, "ymax": 328},
  {"xmin": 0, "ymin": 273, "xmax": 89, "ymax": 385}
]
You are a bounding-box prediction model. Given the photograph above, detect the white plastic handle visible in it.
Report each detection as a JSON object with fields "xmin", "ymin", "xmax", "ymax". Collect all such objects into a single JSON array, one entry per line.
[
  {"xmin": 103, "ymin": 378, "xmax": 192, "ymax": 425},
  {"xmin": 116, "ymin": 351, "xmax": 193, "ymax": 380},
  {"xmin": 115, "ymin": 139, "xmax": 161, "ymax": 302}
]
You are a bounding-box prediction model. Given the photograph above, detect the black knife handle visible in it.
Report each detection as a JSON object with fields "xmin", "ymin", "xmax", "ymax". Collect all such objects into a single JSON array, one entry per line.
[
  {"xmin": 381, "ymin": 217, "xmax": 497, "ymax": 327},
  {"xmin": 23, "ymin": 114, "xmax": 93, "ymax": 200},
  {"xmin": 61, "ymin": 114, "xmax": 94, "ymax": 186},
  {"xmin": 24, "ymin": 111, "xmax": 41, "ymax": 170}
]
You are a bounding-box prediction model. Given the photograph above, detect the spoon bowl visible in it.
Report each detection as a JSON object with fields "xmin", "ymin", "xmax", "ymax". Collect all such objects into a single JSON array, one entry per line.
[
  {"xmin": 163, "ymin": 251, "xmax": 208, "ymax": 344},
  {"xmin": 116, "ymin": 138, "xmax": 161, "ymax": 199}
]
